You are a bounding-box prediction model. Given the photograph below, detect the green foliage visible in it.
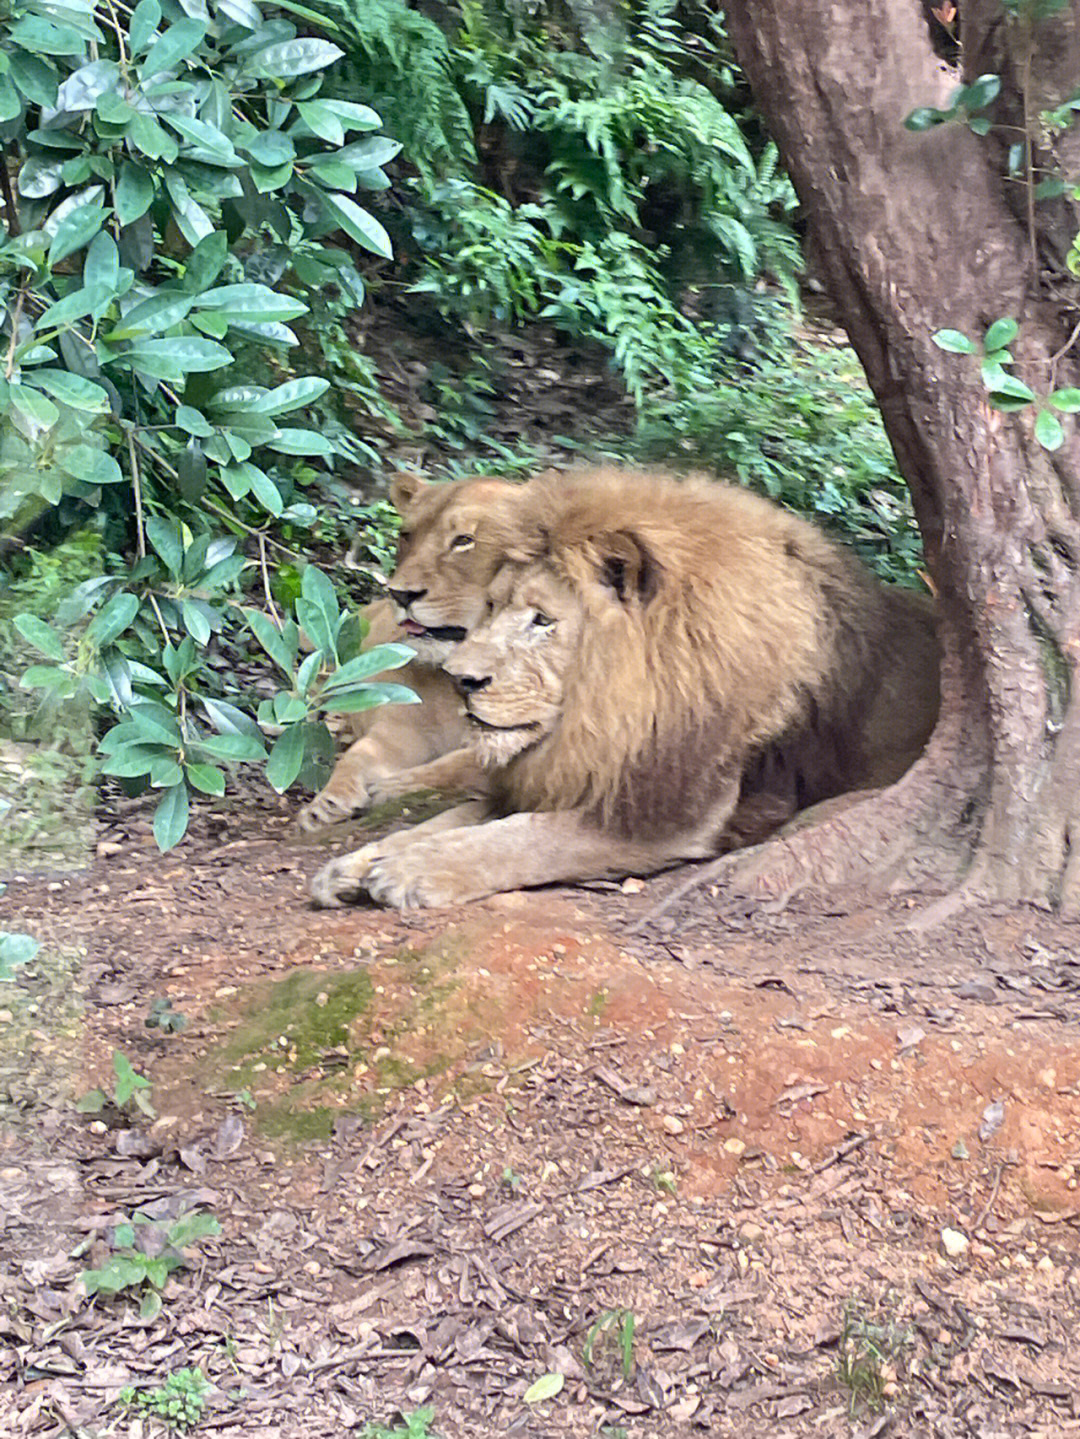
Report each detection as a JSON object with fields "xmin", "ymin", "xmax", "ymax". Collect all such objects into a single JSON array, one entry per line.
[
  {"xmin": 629, "ymin": 326, "xmax": 924, "ymax": 583},
  {"xmin": 82, "ymin": 1206, "xmax": 221, "ymax": 1318},
  {"xmin": 0, "ymin": 930, "xmax": 39, "ymax": 981},
  {"xmin": 359, "ymin": 1408, "xmax": 441, "ymax": 1439},
  {"xmin": 77, "ymin": 1047, "xmax": 155, "ymax": 1116},
  {"xmin": 1, "ymin": 0, "xmax": 412, "ymax": 847},
  {"xmin": 932, "ymin": 319, "xmax": 1080, "ymax": 453},
  {"xmin": 583, "ymin": 1307, "xmax": 636, "ymax": 1379},
  {"xmin": 836, "ymin": 1302, "xmax": 911, "ymax": 1414},
  {"xmin": 119, "ymin": 1367, "xmax": 209, "ymax": 1431}
]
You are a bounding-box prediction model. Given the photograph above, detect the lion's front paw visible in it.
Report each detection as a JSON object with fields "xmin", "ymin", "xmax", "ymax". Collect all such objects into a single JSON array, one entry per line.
[
  {"xmin": 364, "ymin": 846, "xmax": 473, "ymax": 910},
  {"xmin": 309, "ymin": 845, "xmax": 379, "ymax": 907},
  {"xmin": 298, "ymin": 783, "xmax": 369, "ymax": 832}
]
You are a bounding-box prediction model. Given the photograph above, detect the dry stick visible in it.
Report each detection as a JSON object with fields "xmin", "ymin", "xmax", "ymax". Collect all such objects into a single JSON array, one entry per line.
[
  {"xmin": 127, "ymin": 425, "xmax": 146, "ymax": 559},
  {"xmin": 972, "ymin": 1161, "xmax": 1004, "ymax": 1234},
  {"xmin": 0, "ymin": 146, "xmax": 20, "ymax": 238},
  {"xmin": 258, "ymin": 531, "xmax": 282, "ymax": 629},
  {"xmin": 3, "ymin": 285, "xmax": 24, "ymax": 379}
]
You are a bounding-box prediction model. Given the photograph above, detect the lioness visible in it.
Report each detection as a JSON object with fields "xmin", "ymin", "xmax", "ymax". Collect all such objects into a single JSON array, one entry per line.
[
  {"xmin": 311, "ymin": 467, "xmax": 939, "ymax": 907},
  {"xmin": 298, "ymin": 472, "xmax": 526, "ymax": 829}
]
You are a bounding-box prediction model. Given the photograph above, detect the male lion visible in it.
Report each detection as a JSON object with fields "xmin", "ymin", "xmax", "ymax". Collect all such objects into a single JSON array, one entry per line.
[
  {"xmin": 298, "ymin": 472, "xmax": 526, "ymax": 829},
  {"xmin": 310, "ymin": 467, "xmax": 939, "ymax": 906}
]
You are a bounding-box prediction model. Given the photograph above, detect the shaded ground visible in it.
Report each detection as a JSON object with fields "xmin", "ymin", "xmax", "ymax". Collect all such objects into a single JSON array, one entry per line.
[{"xmin": 3, "ymin": 785, "xmax": 1080, "ymax": 1438}]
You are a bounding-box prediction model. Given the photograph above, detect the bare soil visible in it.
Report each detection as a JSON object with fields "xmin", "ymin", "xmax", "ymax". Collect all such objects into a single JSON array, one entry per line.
[{"xmin": 3, "ymin": 785, "xmax": 1080, "ymax": 1438}]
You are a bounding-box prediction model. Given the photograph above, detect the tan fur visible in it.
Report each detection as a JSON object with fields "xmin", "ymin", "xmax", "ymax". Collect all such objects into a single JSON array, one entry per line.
[
  {"xmin": 310, "ymin": 467, "xmax": 939, "ymax": 906},
  {"xmin": 297, "ymin": 474, "xmax": 526, "ymax": 829}
]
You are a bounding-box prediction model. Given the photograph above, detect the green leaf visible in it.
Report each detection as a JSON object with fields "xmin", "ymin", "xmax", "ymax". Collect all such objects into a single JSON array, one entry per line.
[
  {"xmin": 129, "ymin": 0, "xmax": 162, "ymax": 58},
  {"xmin": 140, "ymin": 18, "xmax": 207, "ymax": 79},
  {"xmin": 14, "ymin": 613, "xmax": 66, "ymax": 661},
  {"xmin": 989, "ymin": 373, "xmax": 1037, "ymax": 402},
  {"xmin": 195, "ymin": 731, "xmax": 268, "ymax": 762},
  {"xmin": 266, "ymin": 427, "xmax": 333, "ymax": 455},
  {"xmin": 153, "ymin": 782, "xmax": 190, "ymax": 851},
  {"xmin": 122, "ymin": 337, "xmax": 233, "ymax": 377},
  {"xmin": 100, "ymin": 743, "xmax": 165, "ymax": 777},
  {"xmin": 182, "ymin": 599, "xmax": 212, "ymax": 644},
  {"xmin": 295, "ymin": 100, "xmax": 344, "ymax": 145},
  {"xmin": 904, "ymin": 106, "xmax": 947, "ymax": 132},
  {"xmin": 24, "ymin": 368, "xmax": 108, "ymax": 414},
  {"xmin": 248, "ymin": 377, "xmax": 329, "ymax": 415},
  {"xmin": 961, "ymin": 73, "xmax": 1001, "ymax": 111},
  {"xmin": 108, "ymin": 290, "xmax": 194, "ymax": 339},
  {"xmin": 75, "ymin": 1088, "xmax": 107, "ymax": 1112},
  {"xmin": 983, "ymin": 317, "xmax": 1018, "ymax": 351},
  {"xmin": 197, "ymin": 283, "xmax": 307, "ymax": 323},
  {"xmin": 321, "ymin": 99, "xmax": 381, "ymax": 130},
  {"xmin": 319, "ymin": 192, "xmax": 392, "ymax": 259},
  {"xmin": 202, "ymin": 697, "xmax": 265, "ymax": 743},
  {"xmin": 321, "ymin": 682, "xmax": 420, "ymax": 713},
  {"xmin": 932, "ymin": 329, "xmax": 977, "ymax": 355},
  {"xmin": 145, "ymin": 515, "xmax": 184, "ymax": 576},
  {"xmin": 36, "ymin": 285, "xmax": 110, "ymax": 333},
  {"xmin": 86, "ymin": 590, "xmax": 140, "ymax": 647},
  {"xmin": 1049, "ymin": 387, "xmax": 1080, "ymax": 413},
  {"xmin": 246, "ymin": 611, "xmax": 297, "ymax": 673},
  {"xmin": 248, "ymin": 467, "xmax": 283, "ymax": 516},
  {"xmin": 59, "ymin": 445, "xmax": 123, "ymax": 485},
  {"xmin": 324, "ymin": 644, "xmax": 415, "ymax": 688},
  {"xmin": 28, "ymin": 370, "xmax": 110, "ymax": 412},
  {"xmin": 48, "ymin": 202, "xmax": 108, "ymax": 266},
  {"xmin": 113, "ymin": 1050, "xmax": 151, "ymax": 1106},
  {"xmin": 245, "ymin": 38, "xmax": 345, "ymax": 79},
  {"xmin": 523, "ymin": 1373, "xmax": 564, "ymax": 1405},
  {"xmin": 1035, "ymin": 409, "xmax": 1065, "ymax": 451},
  {"xmin": 140, "ymin": 1290, "xmax": 163, "ymax": 1320},
  {"xmin": 265, "ymin": 724, "xmax": 306, "ymax": 793},
  {"xmin": 0, "ymin": 931, "xmax": 40, "ymax": 982},
  {"xmin": 8, "ymin": 15, "xmax": 87, "ymax": 56},
  {"xmin": 183, "ymin": 232, "xmax": 228, "ymax": 293},
  {"xmin": 165, "ymin": 114, "xmax": 239, "ymax": 166},
  {"xmin": 336, "ymin": 136, "xmax": 401, "ymax": 169},
  {"xmin": 10, "ymin": 384, "xmax": 59, "ymax": 431},
  {"xmin": 184, "ymin": 763, "xmax": 226, "ymax": 795},
  {"xmin": 115, "ymin": 162, "xmax": 156, "ymax": 226}
]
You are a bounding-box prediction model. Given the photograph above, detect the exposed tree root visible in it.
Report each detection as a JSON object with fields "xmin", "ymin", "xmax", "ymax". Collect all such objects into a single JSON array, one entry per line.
[{"xmin": 631, "ymin": 760, "xmax": 979, "ymax": 934}]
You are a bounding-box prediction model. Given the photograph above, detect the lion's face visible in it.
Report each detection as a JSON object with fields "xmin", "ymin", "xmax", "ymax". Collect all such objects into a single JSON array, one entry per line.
[
  {"xmin": 384, "ymin": 474, "xmax": 524, "ymax": 664},
  {"xmin": 443, "ymin": 563, "xmax": 584, "ymax": 766}
]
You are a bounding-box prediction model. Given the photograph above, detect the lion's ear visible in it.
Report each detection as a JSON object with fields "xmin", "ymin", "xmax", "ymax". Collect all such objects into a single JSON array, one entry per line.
[
  {"xmin": 389, "ymin": 471, "xmax": 427, "ymax": 515},
  {"xmin": 598, "ymin": 531, "xmax": 661, "ymax": 606}
]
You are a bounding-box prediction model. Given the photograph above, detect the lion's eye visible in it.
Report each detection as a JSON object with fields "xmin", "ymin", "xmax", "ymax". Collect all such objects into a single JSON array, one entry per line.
[
  {"xmin": 532, "ymin": 611, "xmax": 555, "ymax": 629},
  {"xmin": 450, "ymin": 534, "xmax": 475, "ymax": 551}
]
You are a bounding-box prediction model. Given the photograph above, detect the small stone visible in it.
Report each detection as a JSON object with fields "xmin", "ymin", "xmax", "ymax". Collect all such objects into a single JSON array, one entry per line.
[
  {"xmin": 621, "ymin": 877, "xmax": 645, "ymax": 894},
  {"xmin": 662, "ymin": 1115, "xmax": 685, "ymax": 1135},
  {"xmin": 941, "ymin": 1227, "xmax": 969, "ymax": 1258},
  {"xmin": 738, "ymin": 1222, "xmax": 764, "ymax": 1244},
  {"xmin": 1036, "ymin": 1254, "xmax": 1054, "ymax": 1272},
  {"xmin": 467, "ymin": 1183, "xmax": 485, "ymax": 1198},
  {"xmin": 951, "ymin": 1139, "xmax": 970, "ymax": 1160},
  {"xmin": 723, "ymin": 1138, "xmax": 746, "ymax": 1156}
]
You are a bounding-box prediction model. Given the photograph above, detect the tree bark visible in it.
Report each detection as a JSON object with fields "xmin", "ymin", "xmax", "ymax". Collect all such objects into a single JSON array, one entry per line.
[{"xmin": 720, "ymin": 0, "xmax": 1080, "ymax": 909}]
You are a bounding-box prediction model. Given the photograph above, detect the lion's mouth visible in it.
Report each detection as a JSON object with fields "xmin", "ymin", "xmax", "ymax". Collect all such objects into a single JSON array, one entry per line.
[
  {"xmin": 399, "ymin": 618, "xmax": 468, "ymax": 643},
  {"xmin": 464, "ymin": 710, "xmax": 541, "ymax": 734}
]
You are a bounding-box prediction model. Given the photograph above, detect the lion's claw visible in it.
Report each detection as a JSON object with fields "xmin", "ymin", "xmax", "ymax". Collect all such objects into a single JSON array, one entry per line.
[{"xmin": 309, "ymin": 847, "xmax": 378, "ymax": 907}]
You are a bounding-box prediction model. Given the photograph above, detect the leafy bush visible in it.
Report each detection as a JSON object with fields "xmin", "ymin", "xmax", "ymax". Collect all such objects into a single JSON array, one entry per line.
[{"xmin": 1, "ymin": 0, "xmax": 414, "ymax": 847}]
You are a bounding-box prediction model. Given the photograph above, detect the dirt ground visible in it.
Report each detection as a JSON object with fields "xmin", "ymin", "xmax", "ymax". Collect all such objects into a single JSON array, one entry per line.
[{"xmin": 3, "ymin": 783, "xmax": 1080, "ymax": 1439}]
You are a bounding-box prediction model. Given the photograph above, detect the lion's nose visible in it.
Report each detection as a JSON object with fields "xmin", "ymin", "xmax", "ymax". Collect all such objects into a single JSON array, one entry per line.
[
  {"xmin": 453, "ymin": 672, "xmax": 491, "ymax": 696},
  {"xmin": 388, "ymin": 586, "xmax": 426, "ymax": 609}
]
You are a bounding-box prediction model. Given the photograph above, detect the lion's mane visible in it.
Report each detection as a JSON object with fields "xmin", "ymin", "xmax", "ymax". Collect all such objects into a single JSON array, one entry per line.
[{"xmin": 492, "ymin": 467, "xmax": 939, "ymax": 840}]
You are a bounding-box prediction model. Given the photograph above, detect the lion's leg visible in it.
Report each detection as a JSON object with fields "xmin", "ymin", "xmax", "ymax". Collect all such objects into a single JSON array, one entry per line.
[
  {"xmin": 298, "ymin": 710, "xmax": 464, "ymax": 831},
  {"xmin": 310, "ymin": 802, "xmax": 492, "ymax": 907},
  {"xmin": 364, "ymin": 748, "xmax": 491, "ymax": 806},
  {"xmin": 350, "ymin": 801, "xmax": 738, "ymax": 910}
]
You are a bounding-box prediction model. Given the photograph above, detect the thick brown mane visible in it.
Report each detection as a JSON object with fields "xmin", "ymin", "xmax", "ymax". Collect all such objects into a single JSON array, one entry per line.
[{"xmin": 494, "ymin": 467, "xmax": 934, "ymax": 839}]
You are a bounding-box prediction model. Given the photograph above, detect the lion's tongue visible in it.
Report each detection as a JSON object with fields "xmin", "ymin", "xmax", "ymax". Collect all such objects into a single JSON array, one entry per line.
[{"xmin": 400, "ymin": 619, "xmax": 427, "ymax": 637}]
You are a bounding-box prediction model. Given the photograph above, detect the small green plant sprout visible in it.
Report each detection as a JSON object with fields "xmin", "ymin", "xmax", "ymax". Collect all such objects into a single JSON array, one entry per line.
[
  {"xmin": 77, "ymin": 1050, "xmax": 155, "ymax": 1119},
  {"xmin": 119, "ymin": 1366, "xmax": 209, "ymax": 1431},
  {"xmin": 146, "ymin": 996, "xmax": 187, "ymax": 1034},
  {"xmin": 932, "ymin": 318, "xmax": 1080, "ymax": 452},
  {"xmin": 904, "ymin": 73, "xmax": 1002, "ymax": 135},
  {"xmin": 0, "ymin": 931, "xmax": 39, "ymax": 982},
  {"xmin": 583, "ymin": 1308, "xmax": 636, "ymax": 1381},
  {"xmin": 358, "ymin": 1407, "xmax": 441, "ymax": 1439},
  {"xmin": 835, "ymin": 1302, "xmax": 912, "ymax": 1414},
  {"xmin": 82, "ymin": 1208, "xmax": 222, "ymax": 1320},
  {"xmin": 501, "ymin": 1165, "xmax": 523, "ymax": 1191},
  {"xmin": 649, "ymin": 1162, "xmax": 677, "ymax": 1195}
]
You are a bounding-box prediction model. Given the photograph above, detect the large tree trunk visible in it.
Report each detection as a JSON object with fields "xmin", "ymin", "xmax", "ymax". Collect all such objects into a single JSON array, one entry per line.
[{"xmin": 717, "ymin": 0, "xmax": 1080, "ymax": 911}]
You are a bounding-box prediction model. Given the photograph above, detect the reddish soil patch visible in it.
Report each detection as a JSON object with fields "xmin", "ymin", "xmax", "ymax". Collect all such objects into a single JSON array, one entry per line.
[{"xmin": 3, "ymin": 789, "xmax": 1080, "ymax": 1436}]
